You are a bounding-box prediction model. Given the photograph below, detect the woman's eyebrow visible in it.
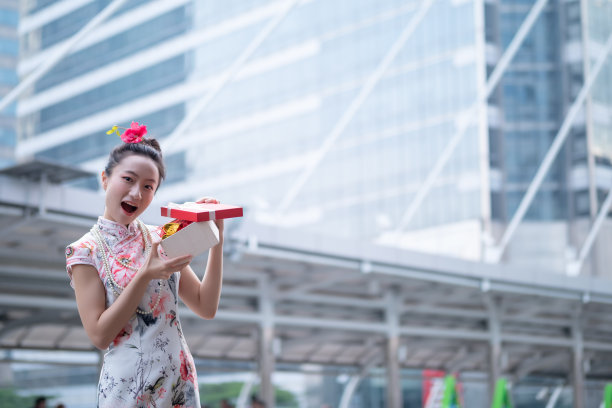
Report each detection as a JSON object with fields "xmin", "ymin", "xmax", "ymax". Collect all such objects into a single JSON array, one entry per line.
[{"xmin": 124, "ymin": 170, "xmax": 156, "ymax": 183}]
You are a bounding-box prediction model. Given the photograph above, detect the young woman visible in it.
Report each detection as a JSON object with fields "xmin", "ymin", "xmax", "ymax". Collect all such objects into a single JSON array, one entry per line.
[{"xmin": 66, "ymin": 125, "xmax": 223, "ymax": 407}]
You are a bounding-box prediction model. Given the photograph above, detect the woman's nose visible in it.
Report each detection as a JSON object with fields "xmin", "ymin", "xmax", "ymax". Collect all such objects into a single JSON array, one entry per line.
[{"xmin": 131, "ymin": 185, "xmax": 142, "ymax": 199}]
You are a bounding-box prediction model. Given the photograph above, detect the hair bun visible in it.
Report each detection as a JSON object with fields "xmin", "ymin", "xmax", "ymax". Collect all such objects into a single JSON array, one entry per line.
[{"xmin": 140, "ymin": 137, "xmax": 162, "ymax": 155}]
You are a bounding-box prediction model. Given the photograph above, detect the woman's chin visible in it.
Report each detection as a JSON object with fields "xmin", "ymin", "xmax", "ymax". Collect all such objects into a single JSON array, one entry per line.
[{"xmin": 115, "ymin": 209, "xmax": 138, "ymax": 223}]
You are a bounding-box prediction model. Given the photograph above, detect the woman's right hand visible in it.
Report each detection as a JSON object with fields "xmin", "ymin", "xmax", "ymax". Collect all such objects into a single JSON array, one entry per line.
[{"xmin": 141, "ymin": 241, "xmax": 192, "ymax": 280}]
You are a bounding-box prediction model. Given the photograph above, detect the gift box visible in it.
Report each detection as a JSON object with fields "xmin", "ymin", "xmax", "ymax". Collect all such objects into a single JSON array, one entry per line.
[
  {"xmin": 159, "ymin": 202, "xmax": 243, "ymax": 258},
  {"xmin": 161, "ymin": 202, "xmax": 243, "ymax": 222}
]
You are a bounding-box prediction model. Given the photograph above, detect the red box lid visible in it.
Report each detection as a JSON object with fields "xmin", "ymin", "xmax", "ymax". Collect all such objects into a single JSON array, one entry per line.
[{"xmin": 161, "ymin": 202, "xmax": 243, "ymax": 222}]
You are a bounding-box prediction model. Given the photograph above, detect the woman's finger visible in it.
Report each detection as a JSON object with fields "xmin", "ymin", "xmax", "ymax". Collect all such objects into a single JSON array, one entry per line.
[
  {"xmin": 164, "ymin": 253, "xmax": 190, "ymax": 262},
  {"xmin": 196, "ymin": 197, "xmax": 220, "ymax": 204},
  {"xmin": 167, "ymin": 257, "xmax": 192, "ymax": 270},
  {"xmin": 149, "ymin": 241, "xmax": 161, "ymax": 258},
  {"xmin": 214, "ymin": 218, "xmax": 224, "ymax": 230},
  {"xmin": 170, "ymin": 255, "xmax": 192, "ymax": 264}
]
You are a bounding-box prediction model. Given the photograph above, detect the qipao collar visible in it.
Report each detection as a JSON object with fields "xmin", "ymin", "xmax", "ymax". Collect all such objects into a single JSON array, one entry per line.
[{"xmin": 96, "ymin": 216, "xmax": 139, "ymax": 241}]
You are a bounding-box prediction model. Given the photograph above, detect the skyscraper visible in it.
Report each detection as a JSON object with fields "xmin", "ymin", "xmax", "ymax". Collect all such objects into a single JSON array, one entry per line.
[
  {"xmin": 0, "ymin": 0, "xmax": 18, "ymax": 167},
  {"xmin": 13, "ymin": 0, "xmax": 612, "ymax": 272},
  {"xmin": 486, "ymin": 0, "xmax": 612, "ymax": 274}
]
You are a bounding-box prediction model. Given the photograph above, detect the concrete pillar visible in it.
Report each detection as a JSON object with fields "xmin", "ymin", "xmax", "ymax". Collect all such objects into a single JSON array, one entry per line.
[
  {"xmin": 572, "ymin": 311, "xmax": 585, "ymax": 408},
  {"xmin": 0, "ymin": 363, "xmax": 13, "ymax": 387},
  {"xmin": 486, "ymin": 296, "xmax": 502, "ymax": 401},
  {"xmin": 386, "ymin": 335, "xmax": 402, "ymax": 408},
  {"xmin": 259, "ymin": 325, "xmax": 275, "ymax": 407},
  {"xmin": 385, "ymin": 291, "xmax": 402, "ymax": 408},
  {"xmin": 258, "ymin": 277, "xmax": 275, "ymax": 407}
]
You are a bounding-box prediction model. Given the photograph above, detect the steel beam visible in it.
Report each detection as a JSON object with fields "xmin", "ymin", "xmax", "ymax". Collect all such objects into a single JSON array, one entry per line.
[
  {"xmin": 443, "ymin": 346, "xmax": 468, "ymax": 369},
  {"xmin": 339, "ymin": 355, "xmax": 380, "ymax": 408},
  {"xmin": 0, "ymin": 310, "xmax": 65, "ymax": 340},
  {"xmin": 446, "ymin": 349, "xmax": 488, "ymax": 373},
  {"xmin": 282, "ymin": 292, "xmax": 387, "ymax": 309},
  {"xmin": 402, "ymin": 304, "xmax": 488, "ymax": 319},
  {"xmin": 277, "ymin": 274, "xmax": 360, "ymax": 298},
  {"xmin": 236, "ymin": 373, "xmax": 257, "ymax": 408},
  {"xmin": 513, "ymin": 353, "xmax": 568, "ymax": 380},
  {"xmin": 545, "ymin": 386, "xmax": 563, "ymax": 408},
  {"xmin": 3, "ymin": 293, "xmax": 612, "ymax": 352},
  {"xmin": 567, "ymin": 183, "xmax": 612, "ymax": 276},
  {"xmin": 239, "ymin": 236, "xmax": 612, "ymax": 303}
]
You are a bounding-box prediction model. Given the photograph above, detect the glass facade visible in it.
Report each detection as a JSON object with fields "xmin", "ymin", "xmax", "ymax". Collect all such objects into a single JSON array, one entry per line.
[
  {"xmin": 6, "ymin": 3, "xmax": 612, "ymax": 407},
  {"xmin": 18, "ymin": 0, "xmax": 485, "ymax": 253},
  {"xmin": 585, "ymin": 0, "xmax": 612, "ymax": 174},
  {"xmin": 489, "ymin": 0, "xmax": 567, "ymax": 221},
  {"xmin": 0, "ymin": 0, "xmax": 17, "ymax": 168},
  {"xmin": 191, "ymin": 0, "xmax": 483, "ymax": 232},
  {"xmin": 14, "ymin": 0, "xmax": 612, "ymax": 260},
  {"xmin": 481, "ymin": 0, "xmax": 612, "ymax": 273}
]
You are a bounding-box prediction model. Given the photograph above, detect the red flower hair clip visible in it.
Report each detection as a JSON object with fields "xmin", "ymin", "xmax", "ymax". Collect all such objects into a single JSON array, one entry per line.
[{"xmin": 106, "ymin": 121, "xmax": 148, "ymax": 143}]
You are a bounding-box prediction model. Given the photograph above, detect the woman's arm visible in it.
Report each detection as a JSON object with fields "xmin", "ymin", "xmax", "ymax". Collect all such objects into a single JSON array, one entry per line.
[
  {"xmin": 179, "ymin": 197, "xmax": 225, "ymax": 319},
  {"xmin": 72, "ymin": 244, "xmax": 192, "ymax": 350},
  {"xmin": 178, "ymin": 233, "xmax": 224, "ymax": 319}
]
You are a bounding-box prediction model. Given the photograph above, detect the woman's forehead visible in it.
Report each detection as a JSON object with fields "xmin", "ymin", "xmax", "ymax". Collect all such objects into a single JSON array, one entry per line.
[{"xmin": 117, "ymin": 155, "xmax": 159, "ymax": 180}]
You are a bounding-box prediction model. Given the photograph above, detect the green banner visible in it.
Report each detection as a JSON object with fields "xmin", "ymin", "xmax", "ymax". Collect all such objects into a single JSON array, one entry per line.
[
  {"xmin": 604, "ymin": 384, "xmax": 612, "ymax": 408},
  {"xmin": 442, "ymin": 375, "xmax": 461, "ymax": 408},
  {"xmin": 491, "ymin": 378, "xmax": 513, "ymax": 408}
]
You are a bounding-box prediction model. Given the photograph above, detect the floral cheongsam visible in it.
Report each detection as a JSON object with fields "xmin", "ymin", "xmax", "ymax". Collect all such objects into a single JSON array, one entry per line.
[{"xmin": 66, "ymin": 217, "xmax": 199, "ymax": 408}]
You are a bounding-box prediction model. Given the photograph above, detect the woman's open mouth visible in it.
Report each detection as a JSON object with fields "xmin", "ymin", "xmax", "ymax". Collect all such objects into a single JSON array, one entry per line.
[{"xmin": 121, "ymin": 202, "xmax": 138, "ymax": 215}]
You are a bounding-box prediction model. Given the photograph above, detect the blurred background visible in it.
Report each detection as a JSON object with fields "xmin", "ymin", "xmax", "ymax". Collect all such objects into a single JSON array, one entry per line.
[{"xmin": 0, "ymin": 0, "xmax": 612, "ymax": 407}]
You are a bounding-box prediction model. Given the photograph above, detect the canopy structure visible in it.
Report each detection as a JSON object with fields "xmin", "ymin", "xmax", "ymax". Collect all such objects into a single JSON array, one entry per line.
[{"xmin": 0, "ymin": 162, "xmax": 611, "ymax": 407}]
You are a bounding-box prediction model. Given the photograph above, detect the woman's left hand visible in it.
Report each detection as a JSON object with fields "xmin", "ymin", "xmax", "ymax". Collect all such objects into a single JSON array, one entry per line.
[{"xmin": 196, "ymin": 196, "xmax": 224, "ymax": 240}]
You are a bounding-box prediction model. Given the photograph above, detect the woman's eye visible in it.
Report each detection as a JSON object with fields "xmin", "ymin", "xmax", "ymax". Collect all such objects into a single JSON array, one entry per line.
[
  {"xmin": 123, "ymin": 176, "xmax": 132, "ymax": 182},
  {"xmin": 145, "ymin": 185, "xmax": 154, "ymax": 191}
]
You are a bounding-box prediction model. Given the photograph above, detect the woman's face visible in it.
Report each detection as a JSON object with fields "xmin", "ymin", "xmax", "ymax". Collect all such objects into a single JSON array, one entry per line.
[{"xmin": 101, "ymin": 154, "xmax": 159, "ymax": 226}]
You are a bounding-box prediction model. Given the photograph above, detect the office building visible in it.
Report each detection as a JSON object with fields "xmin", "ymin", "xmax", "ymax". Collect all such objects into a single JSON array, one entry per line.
[
  {"xmin": 0, "ymin": 0, "xmax": 18, "ymax": 167},
  {"xmin": 13, "ymin": 0, "xmax": 612, "ymax": 273}
]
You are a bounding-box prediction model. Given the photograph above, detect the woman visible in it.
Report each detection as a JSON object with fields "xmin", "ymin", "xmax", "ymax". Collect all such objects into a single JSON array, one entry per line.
[{"xmin": 66, "ymin": 123, "xmax": 223, "ymax": 407}]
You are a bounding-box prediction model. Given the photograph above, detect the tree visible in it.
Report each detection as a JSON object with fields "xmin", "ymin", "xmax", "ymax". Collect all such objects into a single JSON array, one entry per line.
[
  {"xmin": 0, "ymin": 388, "xmax": 37, "ymax": 408},
  {"xmin": 199, "ymin": 381, "xmax": 298, "ymax": 408}
]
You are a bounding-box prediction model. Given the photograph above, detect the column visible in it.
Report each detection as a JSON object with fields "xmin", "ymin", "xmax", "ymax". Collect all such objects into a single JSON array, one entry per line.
[
  {"xmin": 385, "ymin": 291, "xmax": 402, "ymax": 408},
  {"xmin": 572, "ymin": 311, "xmax": 585, "ymax": 408},
  {"xmin": 486, "ymin": 295, "xmax": 502, "ymax": 401},
  {"xmin": 258, "ymin": 277, "xmax": 275, "ymax": 407}
]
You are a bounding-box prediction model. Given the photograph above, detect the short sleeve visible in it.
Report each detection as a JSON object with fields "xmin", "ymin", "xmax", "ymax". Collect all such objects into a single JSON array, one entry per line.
[{"xmin": 65, "ymin": 238, "xmax": 97, "ymax": 288}]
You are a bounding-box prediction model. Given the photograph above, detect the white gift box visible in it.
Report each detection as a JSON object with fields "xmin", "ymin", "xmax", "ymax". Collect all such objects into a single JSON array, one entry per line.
[
  {"xmin": 160, "ymin": 220, "xmax": 219, "ymax": 258},
  {"xmin": 158, "ymin": 202, "xmax": 242, "ymax": 258}
]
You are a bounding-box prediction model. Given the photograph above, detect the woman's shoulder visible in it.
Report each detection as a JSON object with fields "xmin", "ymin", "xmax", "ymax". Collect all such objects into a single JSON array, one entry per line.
[
  {"xmin": 65, "ymin": 229, "xmax": 100, "ymax": 287},
  {"xmin": 65, "ymin": 231, "xmax": 97, "ymax": 260}
]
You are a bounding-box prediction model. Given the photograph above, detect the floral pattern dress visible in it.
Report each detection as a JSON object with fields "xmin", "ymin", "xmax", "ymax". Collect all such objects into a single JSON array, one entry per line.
[{"xmin": 66, "ymin": 217, "xmax": 200, "ymax": 408}]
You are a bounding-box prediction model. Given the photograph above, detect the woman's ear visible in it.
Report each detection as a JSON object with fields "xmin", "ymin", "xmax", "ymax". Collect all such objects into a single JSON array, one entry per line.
[{"xmin": 101, "ymin": 171, "xmax": 108, "ymax": 191}]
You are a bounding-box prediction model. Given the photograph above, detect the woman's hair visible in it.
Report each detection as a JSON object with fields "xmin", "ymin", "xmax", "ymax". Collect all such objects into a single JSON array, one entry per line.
[{"xmin": 104, "ymin": 138, "xmax": 166, "ymax": 188}]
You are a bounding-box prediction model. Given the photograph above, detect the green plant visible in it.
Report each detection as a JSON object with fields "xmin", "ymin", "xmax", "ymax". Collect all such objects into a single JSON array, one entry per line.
[
  {"xmin": 199, "ymin": 381, "xmax": 298, "ymax": 408},
  {"xmin": 0, "ymin": 388, "xmax": 37, "ymax": 408}
]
